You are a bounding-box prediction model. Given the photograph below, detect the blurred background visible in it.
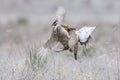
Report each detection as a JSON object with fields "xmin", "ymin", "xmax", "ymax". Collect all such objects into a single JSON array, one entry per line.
[{"xmin": 0, "ymin": 0, "xmax": 120, "ymax": 80}]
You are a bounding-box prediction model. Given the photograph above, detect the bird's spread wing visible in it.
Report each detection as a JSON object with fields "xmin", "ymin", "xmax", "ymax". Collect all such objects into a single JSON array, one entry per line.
[
  {"xmin": 44, "ymin": 30, "xmax": 59, "ymax": 49},
  {"xmin": 75, "ymin": 26, "xmax": 96, "ymax": 42}
]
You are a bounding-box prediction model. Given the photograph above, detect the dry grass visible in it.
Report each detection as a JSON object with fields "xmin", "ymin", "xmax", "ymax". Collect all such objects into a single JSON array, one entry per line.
[
  {"xmin": 0, "ymin": 41, "xmax": 120, "ymax": 80},
  {"xmin": 0, "ymin": 17, "xmax": 120, "ymax": 80}
]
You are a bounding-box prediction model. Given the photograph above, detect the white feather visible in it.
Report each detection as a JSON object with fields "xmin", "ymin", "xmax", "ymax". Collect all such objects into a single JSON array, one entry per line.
[
  {"xmin": 56, "ymin": 6, "xmax": 65, "ymax": 25},
  {"xmin": 54, "ymin": 7, "xmax": 66, "ymax": 31},
  {"xmin": 76, "ymin": 26, "xmax": 96, "ymax": 42}
]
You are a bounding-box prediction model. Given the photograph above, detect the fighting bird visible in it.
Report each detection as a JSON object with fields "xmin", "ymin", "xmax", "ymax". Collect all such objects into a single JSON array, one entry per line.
[
  {"xmin": 62, "ymin": 24, "xmax": 96, "ymax": 60},
  {"xmin": 44, "ymin": 6, "xmax": 96, "ymax": 60},
  {"xmin": 67, "ymin": 27, "xmax": 78, "ymax": 60},
  {"xmin": 44, "ymin": 7, "xmax": 70, "ymax": 50}
]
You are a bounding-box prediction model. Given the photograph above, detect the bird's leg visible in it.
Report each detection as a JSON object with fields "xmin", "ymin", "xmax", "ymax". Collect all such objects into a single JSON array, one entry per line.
[
  {"xmin": 74, "ymin": 51, "xmax": 77, "ymax": 60},
  {"xmin": 74, "ymin": 43, "xmax": 78, "ymax": 60}
]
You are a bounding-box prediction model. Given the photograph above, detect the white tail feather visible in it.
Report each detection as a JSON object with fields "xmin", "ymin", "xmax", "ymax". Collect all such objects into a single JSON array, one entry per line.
[{"xmin": 76, "ymin": 26, "xmax": 96, "ymax": 42}]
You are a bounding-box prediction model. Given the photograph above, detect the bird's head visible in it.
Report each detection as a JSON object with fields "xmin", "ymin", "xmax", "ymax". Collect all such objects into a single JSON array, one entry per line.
[
  {"xmin": 52, "ymin": 19, "xmax": 58, "ymax": 26},
  {"xmin": 62, "ymin": 23, "xmax": 69, "ymax": 28}
]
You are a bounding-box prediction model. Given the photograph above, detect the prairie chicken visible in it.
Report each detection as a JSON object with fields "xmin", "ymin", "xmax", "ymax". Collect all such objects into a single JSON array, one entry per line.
[{"xmin": 44, "ymin": 7, "xmax": 70, "ymax": 50}]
